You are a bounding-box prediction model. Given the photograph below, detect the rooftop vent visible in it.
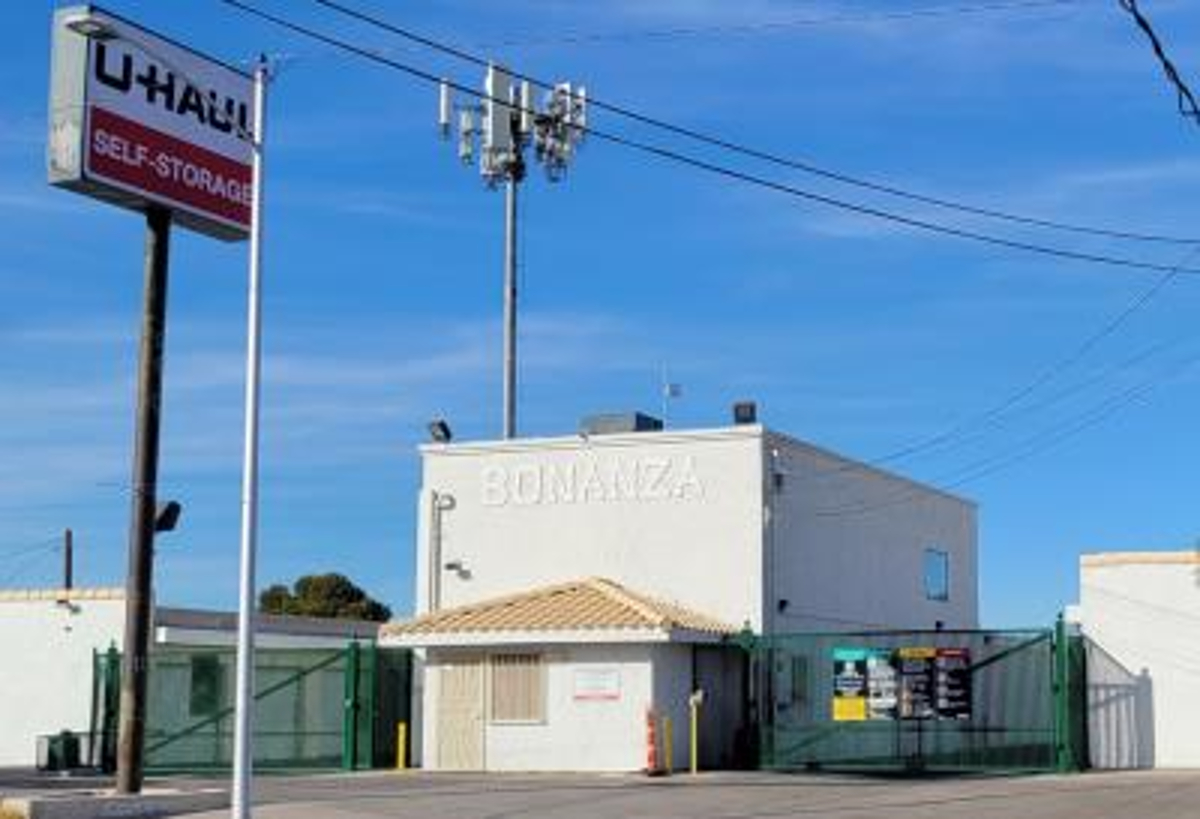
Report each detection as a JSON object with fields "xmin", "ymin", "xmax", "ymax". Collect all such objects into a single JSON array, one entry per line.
[
  {"xmin": 580, "ymin": 412, "xmax": 664, "ymax": 436},
  {"xmin": 732, "ymin": 401, "xmax": 758, "ymax": 425}
]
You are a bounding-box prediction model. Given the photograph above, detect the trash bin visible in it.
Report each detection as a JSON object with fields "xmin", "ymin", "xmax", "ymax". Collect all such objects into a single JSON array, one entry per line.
[{"xmin": 37, "ymin": 731, "xmax": 81, "ymax": 771}]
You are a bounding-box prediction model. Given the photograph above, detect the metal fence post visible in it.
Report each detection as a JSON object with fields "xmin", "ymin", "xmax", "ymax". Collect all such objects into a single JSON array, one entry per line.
[
  {"xmin": 342, "ymin": 642, "xmax": 361, "ymax": 771},
  {"xmin": 366, "ymin": 642, "xmax": 379, "ymax": 769},
  {"xmin": 102, "ymin": 645, "xmax": 121, "ymax": 772},
  {"xmin": 1053, "ymin": 614, "xmax": 1072, "ymax": 772}
]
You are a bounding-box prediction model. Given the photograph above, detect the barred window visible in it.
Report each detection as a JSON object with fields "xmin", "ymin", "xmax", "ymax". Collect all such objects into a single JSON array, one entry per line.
[{"xmin": 490, "ymin": 653, "xmax": 545, "ymax": 723}]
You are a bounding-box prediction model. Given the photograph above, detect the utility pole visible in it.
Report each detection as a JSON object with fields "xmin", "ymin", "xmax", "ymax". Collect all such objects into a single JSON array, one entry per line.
[
  {"xmin": 116, "ymin": 205, "xmax": 171, "ymax": 796},
  {"xmin": 502, "ymin": 170, "xmax": 520, "ymax": 440},
  {"xmin": 438, "ymin": 68, "xmax": 587, "ymax": 439},
  {"xmin": 63, "ymin": 528, "xmax": 73, "ymax": 590}
]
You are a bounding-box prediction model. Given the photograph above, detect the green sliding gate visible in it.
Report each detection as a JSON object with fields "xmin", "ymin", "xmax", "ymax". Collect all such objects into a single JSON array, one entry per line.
[
  {"xmin": 91, "ymin": 642, "xmax": 411, "ymax": 773},
  {"xmin": 747, "ymin": 623, "xmax": 1085, "ymax": 773}
]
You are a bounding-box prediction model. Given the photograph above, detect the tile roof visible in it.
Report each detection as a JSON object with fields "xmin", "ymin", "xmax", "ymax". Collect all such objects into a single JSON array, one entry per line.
[{"xmin": 382, "ymin": 578, "xmax": 735, "ymax": 638}]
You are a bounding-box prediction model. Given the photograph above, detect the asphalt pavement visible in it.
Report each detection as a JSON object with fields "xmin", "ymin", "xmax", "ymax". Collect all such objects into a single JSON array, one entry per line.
[{"xmin": 175, "ymin": 769, "xmax": 1200, "ymax": 819}]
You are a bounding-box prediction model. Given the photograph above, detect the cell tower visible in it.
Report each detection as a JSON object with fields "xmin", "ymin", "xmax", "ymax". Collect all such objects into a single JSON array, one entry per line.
[{"xmin": 439, "ymin": 66, "xmax": 588, "ymax": 439}]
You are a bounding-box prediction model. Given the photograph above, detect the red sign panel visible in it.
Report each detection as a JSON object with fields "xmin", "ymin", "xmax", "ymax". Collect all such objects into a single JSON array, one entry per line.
[{"xmin": 87, "ymin": 106, "xmax": 252, "ymax": 229}]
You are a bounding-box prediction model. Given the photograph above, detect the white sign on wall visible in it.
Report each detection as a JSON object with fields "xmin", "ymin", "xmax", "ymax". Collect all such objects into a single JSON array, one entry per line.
[
  {"xmin": 573, "ymin": 668, "xmax": 621, "ymax": 701},
  {"xmin": 48, "ymin": 5, "xmax": 254, "ymax": 240}
]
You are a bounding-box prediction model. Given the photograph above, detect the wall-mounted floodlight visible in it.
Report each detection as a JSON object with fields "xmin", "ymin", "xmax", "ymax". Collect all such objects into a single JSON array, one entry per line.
[
  {"xmin": 154, "ymin": 500, "xmax": 182, "ymax": 533},
  {"xmin": 63, "ymin": 12, "xmax": 119, "ymax": 41},
  {"xmin": 428, "ymin": 418, "xmax": 453, "ymax": 443}
]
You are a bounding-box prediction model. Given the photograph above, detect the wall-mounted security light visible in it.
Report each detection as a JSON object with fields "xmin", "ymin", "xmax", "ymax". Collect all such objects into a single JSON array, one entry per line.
[
  {"xmin": 63, "ymin": 12, "xmax": 118, "ymax": 41},
  {"xmin": 428, "ymin": 418, "xmax": 453, "ymax": 443},
  {"xmin": 154, "ymin": 500, "xmax": 182, "ymax": 533}
]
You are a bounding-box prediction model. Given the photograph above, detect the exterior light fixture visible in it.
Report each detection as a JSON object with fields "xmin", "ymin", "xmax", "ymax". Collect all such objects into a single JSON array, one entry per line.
[
  {"xmin": 63, "ymin": 13, "xmax": 118, "ymax": 41},
  {"xmin": 428, "ymin": 418, "xmax": 453, "ymax": 443},
  {"xmin": 154, "ymin": 500, "xmax": 182, "ymax": 533}
]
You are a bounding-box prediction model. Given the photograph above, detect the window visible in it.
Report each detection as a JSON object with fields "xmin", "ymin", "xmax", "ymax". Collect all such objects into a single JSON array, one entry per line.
[
  {"xmin": 189, "ymin": 655, "xmax": 224, "ymax": 717},
  {"xmin": 490, "ymin": 653, "xmax": 545, "ymax": 723},
  {"xmin": 924, "ymin": 548, "xmax": 950, "ymax": 602}
]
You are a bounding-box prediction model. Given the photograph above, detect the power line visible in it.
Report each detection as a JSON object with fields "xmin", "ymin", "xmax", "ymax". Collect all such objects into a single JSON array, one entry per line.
[
  {"xmin": 473, "ymin": 0, "xmax": 1090, "ymax": 48},
  {"xmin": 216, "ymin": 0, "xmax": 1200, "ymax": 276},
  {"xmin": 309, "ymin": 0, "xmax": 1199, "ymax": 247},
  {"xmin": 1118, "ymin": 0, "xmax": 1200, "ymax": 128},
  {"xmin": 0, "ymin": 536, "xmax": 60, "ymax": 559},
  {"xmin": 814, "ymin": 348, "xmax": 1199, "ymax": 516},
  {"xmin": 0, "ymin": 541, "xmax": 62, "ymax": 587},
  {"xmin": 806, "ymin": 247, "xmax": 1193, "ymax": 485},
  {"xmin": 296, "ymin": 0, "xmax": 1200, "ymax": 483}
]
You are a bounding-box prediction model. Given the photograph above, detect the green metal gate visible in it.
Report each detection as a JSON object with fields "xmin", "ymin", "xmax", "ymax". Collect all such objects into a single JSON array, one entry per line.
[
  {"xmin": 748, "ymin": 625, "xmax": 1084, "ymax": 773},
  {"xmin": 91, "ymin": 642, "xmax": 411, "ymax": 773}
]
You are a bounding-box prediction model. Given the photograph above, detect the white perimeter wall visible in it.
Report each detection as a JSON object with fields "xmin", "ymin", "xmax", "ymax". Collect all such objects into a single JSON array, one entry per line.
[
  {"xmin": 1079, "ymin": 555, "xmax": 1200, "ymax": 768},
  {"xmin": 416, "ymin": 428, "xmax": 765, "ymax": 629},
  {"xmin": 766, "ymin": 433, "xmax": 978, "ymax": 632},
  {"xmin": 0, "ymin": 592, "xmax": 125, "ymax": 765}
]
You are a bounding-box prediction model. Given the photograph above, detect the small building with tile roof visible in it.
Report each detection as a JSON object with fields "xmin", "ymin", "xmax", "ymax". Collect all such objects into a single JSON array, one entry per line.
[{"xmin": 384, "ymin": 577, "xmax": 744, "ymax": 772}]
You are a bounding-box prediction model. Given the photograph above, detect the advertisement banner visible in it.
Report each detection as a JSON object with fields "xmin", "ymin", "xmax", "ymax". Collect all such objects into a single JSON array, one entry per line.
[
  {"xmin": 48, "ymin": 5, "xmax": 253, "ymax": 240},
  {"xmin": 832, "ymin": 647, "xmax": 868, "ymax": 721},
  {"xmin": 833, "ymin": 645, "xmax": 973, "ymax": 722}
]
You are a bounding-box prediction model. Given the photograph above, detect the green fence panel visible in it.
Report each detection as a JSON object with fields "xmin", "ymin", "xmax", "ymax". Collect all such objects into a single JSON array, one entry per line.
[
  {"xmin": 751, "ymin": 629, "xmax": 1058, "ymax": 773},
  {"xmin": 91, "ymin": 642, "xmax": 411, "ymax": 773}
]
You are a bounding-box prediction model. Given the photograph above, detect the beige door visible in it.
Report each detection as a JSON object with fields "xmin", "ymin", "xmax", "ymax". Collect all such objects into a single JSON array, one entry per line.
[{"xmin": 437, "ymin": 657, "xmax": 485, "ymax": 770}]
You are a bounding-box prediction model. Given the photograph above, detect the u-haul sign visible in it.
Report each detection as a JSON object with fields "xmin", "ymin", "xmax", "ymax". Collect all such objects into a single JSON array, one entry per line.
[{"xmin": 48, "ymin": 5, "xmax": 253, "ymax": 241}]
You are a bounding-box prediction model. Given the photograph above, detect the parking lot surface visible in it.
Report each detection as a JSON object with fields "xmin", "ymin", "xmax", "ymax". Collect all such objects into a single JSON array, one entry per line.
[{"xmin": 179, "ymin": 769, "xmax": 1200, "ymax": 819}]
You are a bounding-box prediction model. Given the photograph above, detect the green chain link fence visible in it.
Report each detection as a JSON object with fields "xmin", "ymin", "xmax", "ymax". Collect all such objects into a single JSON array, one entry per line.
[
  {"xmin": 746, "ymin": 624, "xmax": 1087, "ymax": 774},
  {"xmin": 91, "ymin": 641, "xmax": 411, "ymax": 773}
]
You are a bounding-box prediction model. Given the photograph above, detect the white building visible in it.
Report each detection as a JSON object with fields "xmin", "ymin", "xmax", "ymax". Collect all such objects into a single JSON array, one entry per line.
[
  {"xmin": 0, "ymin": 587, "xmax": 378, "ymax": 767},
  {"xmin": 386, "ymin": 421, "xmax": 978, "ymax": 772},
  {"xmin": 1075, "ymin": 550, "xmax": 1200, "ymax": 768}
]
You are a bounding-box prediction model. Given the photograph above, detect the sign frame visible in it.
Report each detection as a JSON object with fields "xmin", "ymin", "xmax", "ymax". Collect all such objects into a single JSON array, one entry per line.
[{"xmin": 48, "ymin": 4, "xmax": 254, "ymax": 241}]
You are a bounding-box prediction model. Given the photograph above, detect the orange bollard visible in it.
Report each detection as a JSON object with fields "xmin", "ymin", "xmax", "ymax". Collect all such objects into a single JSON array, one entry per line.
[{"xmin": 645, "ymin": 708, "xmax": 662, "ymax": 775}]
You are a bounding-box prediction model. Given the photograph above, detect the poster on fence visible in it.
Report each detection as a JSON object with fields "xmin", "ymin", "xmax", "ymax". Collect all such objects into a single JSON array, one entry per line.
[
  {"xmin": 833, "ymin": 645, "xmax": 972, "ymax": 722},
  {"xmin": 866, "ymin": 648, "xmax": 898, "ymax": 720},
  {"xmin": 934, "ymin": 647, "xmax": 972, "ymax": 720},
  {"xmin": 832, "ymin": 647, "xmax": 868, "ymax": 721}
]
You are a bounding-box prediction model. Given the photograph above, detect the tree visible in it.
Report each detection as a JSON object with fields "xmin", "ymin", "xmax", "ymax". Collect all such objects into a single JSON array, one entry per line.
[{"xmin": 258, "ymin": 573, "xmax": 392, "ymax": 622}]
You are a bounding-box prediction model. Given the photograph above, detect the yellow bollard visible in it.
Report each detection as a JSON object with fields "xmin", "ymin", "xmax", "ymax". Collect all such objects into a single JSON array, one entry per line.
[
  {"xmin": 395, "ymin": 721, "xmax": 408, "ymax": 770},
  {"xmin": 662, "ymin": 716, "xmax": 674, "ymax": 775},
  {"xmin": 688, "ymin": 689, "xmax": 705, "ymax": 775}
]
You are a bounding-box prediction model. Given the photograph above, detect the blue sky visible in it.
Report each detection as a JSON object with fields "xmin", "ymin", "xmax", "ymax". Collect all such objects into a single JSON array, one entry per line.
[{"xmin": 2, "ymin": 0, "xmax": 1198, "ymax": 626}]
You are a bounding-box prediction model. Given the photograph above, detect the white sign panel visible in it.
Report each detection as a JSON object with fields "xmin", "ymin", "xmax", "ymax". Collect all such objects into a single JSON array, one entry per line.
[
  {"xmin": 573, "ymin": 668, "xmax": 621, "ymax": 701},
  {"xmin": 48, "ymin": 5, "xmax": 254, "ymax": 240}
]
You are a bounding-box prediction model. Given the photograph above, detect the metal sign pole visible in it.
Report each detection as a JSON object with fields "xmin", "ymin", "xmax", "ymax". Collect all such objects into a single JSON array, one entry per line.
[
  {"xmin": 115, "ymin": 205, "xmax": 171, "ymax": 795},
  {"xmin": 502, "ymin": 172, "xmax": 518, "ymax": 440},
  {"xmin": 231, "ymin": 55, "xmax": 269, "ymax": 819}
]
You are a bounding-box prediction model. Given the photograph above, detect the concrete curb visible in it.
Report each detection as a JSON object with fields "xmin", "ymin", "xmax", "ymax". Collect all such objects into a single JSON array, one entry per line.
[{"xmin": 1, "ymin": 788, "xmax": 228, "ymax": 819}]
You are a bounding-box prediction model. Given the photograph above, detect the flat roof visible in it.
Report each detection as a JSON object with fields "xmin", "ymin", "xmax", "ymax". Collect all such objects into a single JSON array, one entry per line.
[
  {"xmin": 1081, "ymin": 550, "xmax": 1200, "ymax": 568},
  {"xmin": 155, "ymin": 606, "xmax": 381, "ymax": 638},
  {"xmin": 0, "ymin": 587, "xmax": 123, "ymax": 602},
  {"xmin": 420, "ymin": 423, "xmax": 974, "ymax": 509}
]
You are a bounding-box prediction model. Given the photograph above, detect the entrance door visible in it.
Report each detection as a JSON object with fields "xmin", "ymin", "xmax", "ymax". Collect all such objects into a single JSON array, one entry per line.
[{"xmin": 437, "ymin": 656, "xmax": 484, "ymax": 770}]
